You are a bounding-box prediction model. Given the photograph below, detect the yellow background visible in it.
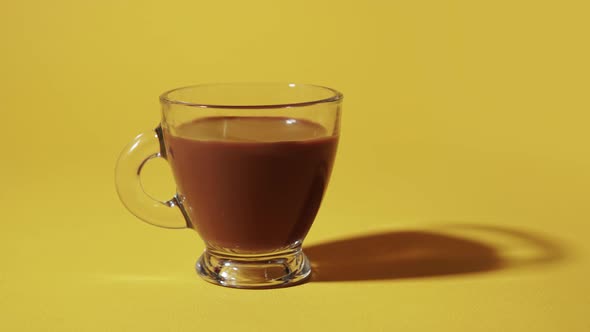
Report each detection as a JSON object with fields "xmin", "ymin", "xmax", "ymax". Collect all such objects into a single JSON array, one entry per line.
[{"xmin": 1, "ymin": 0, "xmax": 589, "ymax": 331}]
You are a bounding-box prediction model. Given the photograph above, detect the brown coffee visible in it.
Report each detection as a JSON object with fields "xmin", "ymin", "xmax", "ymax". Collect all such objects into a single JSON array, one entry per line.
[{"xmin": 163, "ymin": 117, "xmax": 338, "ymax": 252}]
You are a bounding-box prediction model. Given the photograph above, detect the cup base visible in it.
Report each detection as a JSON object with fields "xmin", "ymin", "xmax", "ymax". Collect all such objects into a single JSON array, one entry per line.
[{"xmin": 196, "ymin": 246, "xmax": 311, "ymax": 289}]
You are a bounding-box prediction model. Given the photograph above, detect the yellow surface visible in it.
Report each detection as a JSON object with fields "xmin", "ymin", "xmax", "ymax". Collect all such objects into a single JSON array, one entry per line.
[{"xmin": 1, "ymin": 0, "xmax": 589, "ymax": 331}]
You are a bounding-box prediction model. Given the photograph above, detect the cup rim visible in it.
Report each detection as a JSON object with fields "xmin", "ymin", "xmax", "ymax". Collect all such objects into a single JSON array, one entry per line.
[{"xmin": 159, "ymin": 82, "xmax": 343, "ymax": 109}]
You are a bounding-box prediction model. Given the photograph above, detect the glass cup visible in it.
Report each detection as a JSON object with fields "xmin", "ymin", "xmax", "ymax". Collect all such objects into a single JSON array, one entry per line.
[{"xmin": 115, "ymin": 83, "xmax": 342, "ymax": 288}]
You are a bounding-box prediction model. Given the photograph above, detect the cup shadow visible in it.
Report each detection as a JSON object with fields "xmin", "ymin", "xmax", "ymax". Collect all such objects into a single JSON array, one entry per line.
[{"xmin": 304, "ymin": 225, "xmax": 566, "ymax": 282}]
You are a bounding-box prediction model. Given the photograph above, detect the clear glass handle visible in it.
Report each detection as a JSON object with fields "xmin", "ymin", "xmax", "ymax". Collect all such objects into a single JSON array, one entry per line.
[{"xmin": 115, "ymin": 126, "xmax": 188, "ymax": 229}]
